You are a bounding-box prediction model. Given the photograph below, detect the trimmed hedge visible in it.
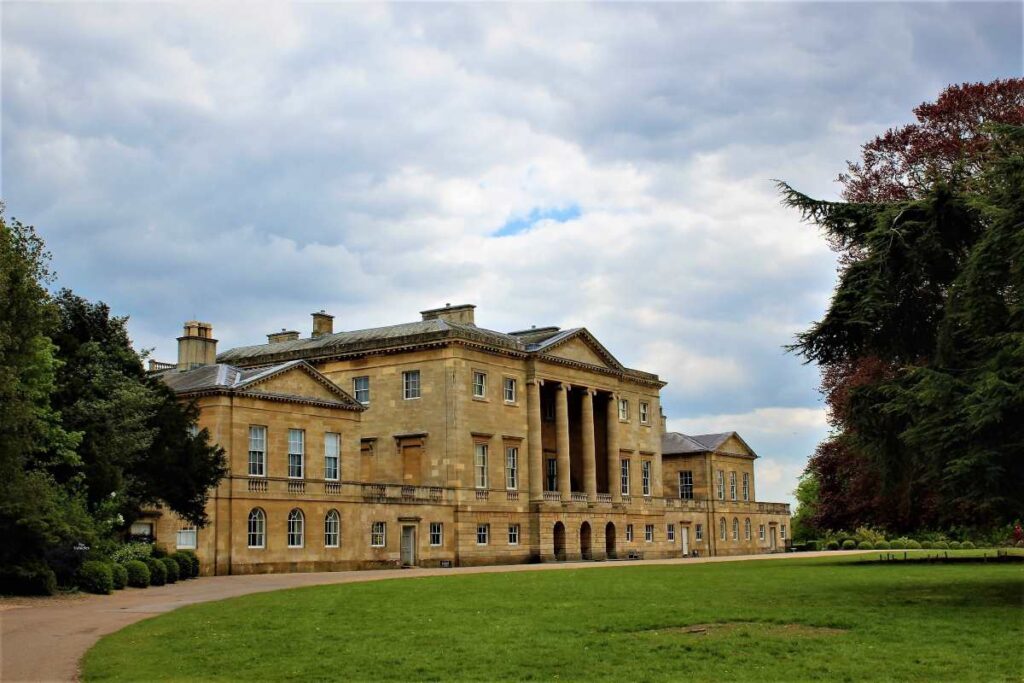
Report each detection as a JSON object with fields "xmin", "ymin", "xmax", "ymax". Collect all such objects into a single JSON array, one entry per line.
[
  {"xmin": 841, "ymin": 539, "xmax": 857, "ymax": 550},
  {"xmin": 111, "ymin": 563, "xmax": 128, "ymax": 590},
  {"xmin": 960, "ymin": 541, "xmax": 975, "ymax": 549},
  {"xmin": 161, "ymin": 557, "xmax": 180, "ymax": 583},
  {"xmin": 78, "ymin": 561, "xmax": 113, "ymax": 595},
  {"xmin": 947, "ymin": 541, "xmax": 960, "ymax": 550},
  {"xmin": 179, "ymin": 550, "xmax": 200, "ymax": 578},
  {"xmin": 826, "ymin": 540, "xmax": 840, "ymax": 550},
  {"xmin": 921, "ymin": 541, "xmax": 934, "ymax": 549},
  {"xmin": 0, "ymin": 561, "xmax": 58, "ymax": 596},
  {"xmin": 124, "ymin": 560, "xmax": 150, "ymax": 588},
  {"xmin": 905, "ymin": 540, "xmax": 922, "ymax": 549},
  {"xmin": 144, "ymin": 557, "xmax": 167, "ymax": 586},
  {"xmin": 857, "ymin": 541, "xmax": 874, "ymax": 550},
  {"xmin": 933, "ymin": 541, "xmax": 949, "ymax": 550},
  {"xmin": 170, "ymin": 552, "xmax": 193, "ymax": 579},
  {"xmin": 874, "ymin": 540, "xmax": 891, "ymax": 550}
]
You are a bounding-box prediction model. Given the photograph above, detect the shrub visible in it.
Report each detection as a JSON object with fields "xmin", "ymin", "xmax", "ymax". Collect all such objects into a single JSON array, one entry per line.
[
  {"xmin": 905, "ymin": 540, "xmax": 922, "ymax": 549},
  {"xmin": 857, "ymin": 541, "xmax": 874, "ymax": 550},
  {"xmin": 110, "ymin": 563, "xmax": 128, "ymax": 590},
  {"xmin": 960, "ymin": 541, "xmax": 975, "ymax": 549},
  {"xmin": 111, "ymin": 542, "xmax": 153, "ymax": 565},
  {"xmin": 0, "ymin": 560, "xmax": 59, "ymax": 596},
  {"xmin": 933, "ymin": 541, "xmax": 950, "ymax": 550},
  {"xmin": 826, "ymin": 540, "xmax": 840, "ymax": 550},
  {"xmin": 124, "ymin": 560, "xmax": 150, "ymax": 588},
  {"xmin": 170, "ymin": 552, "xmax": 192, "ymax": 578},
  {"xmin": 161, "ymin": 557, "xmax": 180, "ymax": 583},
  {"xmin": 179, "ymin": 549, "xmax": 200, "ymax": 578},
  {"xmin": 805, "ymin": 540, "xmax": 820, "ymax": 551},
  {"xmin": 841, "ymin": 539, "xmax": 857, "ymax": 550},
  {"xmin": 921, "ymin": 541, "xmax": 934, "ymax": 549},
  {"xmin": 77, "ymin": 561, "xmax": 113, "ymax": 595},
  {"xmin": 890, "ymin": 537, "xmax": 911, "ymax": 549},
  {"xmin": 151, "ymin": 545, "xmax": 168, "ymax": 559},
  {"xmin": 144, "ymin": 558, "xmax": 167, "ymax": 586},
  {"xmin": 874, "ymin": 540, "xmax": 891, "ymax": 550},
  {"xmin": 853, "ymin": 526, "xmax": 887, "ymax": 545}
]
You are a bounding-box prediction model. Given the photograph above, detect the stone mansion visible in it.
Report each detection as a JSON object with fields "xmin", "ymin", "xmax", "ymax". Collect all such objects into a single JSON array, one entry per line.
[{"xmin": 144, "ymin": 304, "xmax": 790, "ymax": 575}]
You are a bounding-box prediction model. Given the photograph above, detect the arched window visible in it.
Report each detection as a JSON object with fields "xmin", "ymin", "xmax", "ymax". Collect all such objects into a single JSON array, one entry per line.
[
  {"xmin": 719, "ymin": 517, "xmax": 727, "ymax": 541},
  {"xmin": 744, "ymin": 518, "xmax": 751, "ymax": 540},
  {"xmin": 287, "ymin": 509, "xmax": 305, "ymax": 548},
  {"xmin": 248, "ymin": 508, "xmax": 265, "ymax": 549},
  {"xmin": 324, "ymin": 509, "xmax": 340, "ymax": 548},
  {"xmin": 732, "ymin": 518, "xmax": 739, "ymax": 541}
]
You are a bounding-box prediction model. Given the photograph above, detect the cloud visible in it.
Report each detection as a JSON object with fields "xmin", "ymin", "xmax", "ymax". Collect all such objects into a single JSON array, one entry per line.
[{"xmin": 2, "ymin": 1, "xmax": 1019, "ymax": 505}]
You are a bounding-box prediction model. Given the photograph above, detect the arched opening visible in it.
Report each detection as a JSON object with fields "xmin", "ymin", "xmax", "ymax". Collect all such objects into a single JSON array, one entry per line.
[
  {"xmin": 580, "ymin": 522, "xmax": 592, "ymax": 560},
  {"xmin": 605, "ymin": 522, "xmax": 616, "ymax": 560},
  {"xmin": 553, "ymin": 522, "xmax": 566, "ymax": 561}
]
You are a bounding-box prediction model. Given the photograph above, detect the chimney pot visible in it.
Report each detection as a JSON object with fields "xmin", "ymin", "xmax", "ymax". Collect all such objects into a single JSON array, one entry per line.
[
  {"xmin": 311, "ymin": 310, "xmax": 335, "ymax": 338},
  {"xmin": 420, "ymin": 303, "xmax": 476, "ymax": 326},
  {"xmin": 177, "ymin": 321, "xmax": 217, "ymax": 371},
  {"xmin": 268, "ymin": 330, "xmax": 300, "ymax": 344}
]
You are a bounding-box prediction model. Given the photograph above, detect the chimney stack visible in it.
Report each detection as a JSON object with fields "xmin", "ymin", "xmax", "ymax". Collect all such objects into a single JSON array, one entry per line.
[
  {"xmin": 312, "ymin": 310, "xmax": 334, "ymax": 338},
  {"xmin": 268, "ymin": 329, "xmax": 300, "ymax": 344},
  {"xmin": 420, "ymin": 303, "xmax": 476, "ymax": 326},
  {"xmin": 177, "ymin": 321, "xmax": 217, "ymax": 371}
]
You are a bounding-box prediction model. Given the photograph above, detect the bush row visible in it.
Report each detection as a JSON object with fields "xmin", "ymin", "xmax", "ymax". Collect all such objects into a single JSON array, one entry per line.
[
  {"xmin": 75, "ymin": 550, "xmax": 200, "ymax": 594},
  {"xmin": 818, "ymin": 537, "xmax": 986, "ymax": 552}
]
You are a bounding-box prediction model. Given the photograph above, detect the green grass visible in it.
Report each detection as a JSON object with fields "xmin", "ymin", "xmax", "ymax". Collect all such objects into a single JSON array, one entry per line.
[{"xmin": 83, "ymin": 554, "xmax": 1024, "ymax": 682}]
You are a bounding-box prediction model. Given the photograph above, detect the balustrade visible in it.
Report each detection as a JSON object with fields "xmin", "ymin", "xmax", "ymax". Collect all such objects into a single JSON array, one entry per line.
[
  {"xmin": 325, "ymin": 482, "xmax": 341, "ymax": 495},
  {"xmin": 287, "ymin": 481, "xmax": 306, "ymax": 494},
  {"xmin": 247, "ymin": 478, "xmax": 268, "ymax": 493},
  {"xmin": 543, "ymin": 491, "xmax": 562, "ymax": 502}
]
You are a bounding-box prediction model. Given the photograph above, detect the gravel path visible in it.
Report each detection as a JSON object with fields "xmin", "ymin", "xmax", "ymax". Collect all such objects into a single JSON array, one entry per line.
[{"xmin": 0, "ymin": 550, "xmax": 858, "ymax": 682}]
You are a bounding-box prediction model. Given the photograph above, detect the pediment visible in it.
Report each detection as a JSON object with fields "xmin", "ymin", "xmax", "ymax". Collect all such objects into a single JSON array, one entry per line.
[
  {"xmin": 718, "ymin": 434, "xmax": 758, "ymax": 458},
  {"xmin": 537, "ymin": 329, "xmax": 624, "ymax": 371},
  {"xmin": 238, "ymin": 361, "xmax": 362, "ymax": 408}
]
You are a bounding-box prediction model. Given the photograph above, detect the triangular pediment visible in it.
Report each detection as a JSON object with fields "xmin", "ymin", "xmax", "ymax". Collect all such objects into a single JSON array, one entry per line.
[
  {"xmin": 535, "ymin": 329, "xmax": 624, "ymax": 371},
  {"xmin": 237, "ymin": 361, "xmax": 363, "ymax": 408}
]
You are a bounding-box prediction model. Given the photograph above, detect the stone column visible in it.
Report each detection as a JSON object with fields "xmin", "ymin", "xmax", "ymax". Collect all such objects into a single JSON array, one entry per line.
[
  {"xmin": 581, "ymin": 389, "xmax": 597, "ymax": 500},
  {"xmin": 555, "ymin": 382, "xmax": 571, "ymax": 500},
  {"xmin": 527, "ymin": 379, "xmax": 544, "ymax": 501},
  {"xmin": 607, "ymin": 393, "xmax": 621, "ymax": 503}
]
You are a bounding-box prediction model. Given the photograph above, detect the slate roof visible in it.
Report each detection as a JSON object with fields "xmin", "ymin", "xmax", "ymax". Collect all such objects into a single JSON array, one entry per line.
[
  {"xmin": 662, "ymin": 431, "xmax": 758, "ymax": 458},
  {"xmin": 157, "ymin": 360, "xmax": 363, "ymax": 410}
]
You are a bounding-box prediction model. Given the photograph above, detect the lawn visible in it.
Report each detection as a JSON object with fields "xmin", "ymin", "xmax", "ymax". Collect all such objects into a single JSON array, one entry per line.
[{"xmin": 82, "ymin": 554, "xmax": 1024, "ymax": 681}]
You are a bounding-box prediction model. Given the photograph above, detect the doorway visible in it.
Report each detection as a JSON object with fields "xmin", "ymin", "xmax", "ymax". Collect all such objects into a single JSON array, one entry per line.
[
  {"xmin": 401, "ymin": 525, "xmax": 417, "ymax": 566},
  {"xmin": 580, "ymin": 522, "xmax": 592, "ymax": 560},
  {"xmin": 605, "ymin": 522, "xmax": 616, "ymax": 559},
  {"xmin": 770, "ymin": 526, "xmax": 778, "ymax": 552},
  {"xmin": 553, "ymin": 522, "xmax": 566, "ymax": 561},
  {"xmin": 681, "ymin": 526, "xmax": 690, "ymax": 556}
]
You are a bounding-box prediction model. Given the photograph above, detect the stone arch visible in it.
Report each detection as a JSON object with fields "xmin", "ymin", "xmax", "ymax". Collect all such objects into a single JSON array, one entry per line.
[
  {"xmin": 553, "ymin": 521, "xmax": 566, "ymax": 561},
  {"xmin": 605, "ymin": 522, "xmax": 616, "ymax": 560},
  {"xmin": 580, "ymin": 521, "xmax": 592, "ymax": 560}
]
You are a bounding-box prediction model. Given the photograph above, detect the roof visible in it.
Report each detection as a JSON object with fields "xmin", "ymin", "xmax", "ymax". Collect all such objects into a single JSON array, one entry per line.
[
  {"xmin": 662, "ymin": 431, "xmax": 758, "ymax": 458},
  {"xmin": 157, "ymin": 360, "xmax": 364, "ymax": 410}
]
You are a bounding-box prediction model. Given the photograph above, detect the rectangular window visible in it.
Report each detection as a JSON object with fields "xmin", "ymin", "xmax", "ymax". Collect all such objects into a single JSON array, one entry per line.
[
  {"xmin": 759, "ymin": 524, "xmax": 766, "ymax": 541},
  {"xmin": 429, "ymin": 522, "xmax": 443, "ymax": 546},
  {"xmin": 678, "ymin": 470, "xmax": 694, "ymax": 499},
  {"xmin": 618, "ymin": 398, "xmax": 629, "ymax": 421},
  {"xmin": 503, "ymin": 377, "xmax": 517, "ymax": 402},
  {"xmin": 626, "ymin": 524, "xmax": 634, "ymax": 542},
  {"xmin": 640, "ymin": 401, "xmax": 650, "ymax": 424},
  {"xmin": 476, "ymin": 524, "xmax": 489, "ymax": 545},
  {"xmin": 371, "ymin": 521, "xmax": 386, "ymax": 547},
  {"xmin": 645, "ymin": 524, "xmax": 654, "ymax": 543},
  {"xmin": 642, "ymin": 460, "xmax": 651, "ymax": 496},
  {"xmin": 742, "ymin": 472, "xmax": 750, "ymax": 501},
  {"xmin": 176, "ymin": 527, "xmax": 197, "ymax": 550},
  {"xmin": 403, "ymin": 370, "xmax": 421, "ymax": 399},
  {"xmin": 508, "ymin": 524, "xmax": 520, "ymax": 545},
  {"xmin": 546, "ymin": 457, "xmax": 558, "ymax": 491},
  {"xmin": 667, "ymin": 524, "xmax": 675, "ymax": 542},
  {"xmin": 474, "ymin": 443, "xmax": 488, "ymax": 489},
  {"xmin": 543, "ymin": 400, "xmax": 555, "ymax": 422},
  {"xmin": 716, "ymin": 470, "xmax": 725, "ymax": 500},
  {"xmin": 781, "ymin": 524, "xmax": 787, "ymax": 540},
  {"xmin": 353, "ymin": 376, "xmax": 370, "ymax": 405},
  {"xmin": 288, "ymin": 429, "xmax": 304, "ymax": 478},
  {"xmin": 505, "ymin": 446, "xmax": 518, "ymax": 490},
  {"xmin": 729, "ymin": 471, "xmax": 737, "ymax": 501},
  {"xmin": 324, "ymin": 432, "xmax": 340, "ymax": 481},
  {"xmin": 695, "ymin": 523, "xmax": 703, "ymax": 541},
  {"xmin": 620, "ymin": 459, "xmax": 631, "ymax": 495},
  {"xmin": 473, "ymin": 371, "xmax": 487, "ymax": 398},
  {"xmin": 248, "ymin": 425, "xmax": 266, "ymax": 477}
]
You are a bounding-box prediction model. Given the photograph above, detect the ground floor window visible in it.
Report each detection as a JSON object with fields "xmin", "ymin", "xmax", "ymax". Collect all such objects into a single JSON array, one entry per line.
[
  {"xmin": 759, "ymin": 524, "xmax": 766, "ymax": 541},
  {"xmin": 429, "ymin": 522, "xmax": 443, "ymax": 546},
  {"xmin": 324, "ymin": 510, "xmax": 340, "ymax": 548},
  {"xmin": 176, "ymin": 526, "xmax": 197, "ymax": 550},
  {"xmin": 626, "ymin": 524, "xmax": 634, "ymax": 542},
  {"xmin": 719, "ymin": 517, "xmax": 726, "ymax": 541},
  {"xmin": 695, "ymin": 523, "xmax": 703, "ymax": 541},
  {"xmin": 781, "ymin": 524, "xmax": 787, "ymax": 540},
  {"xmin": 744, "ymin": 518, "xmax": 751, "ymax": 540},
  {"xmin": 288, "ymin": 509, "xmax": 305, "ymax": 548},
  {"xmin": 667, "ymin": 524, "xmax": 675, "ymax": 542},
  {"xmin": 248, "ymin": 508, "xmax": 265, "ymax": 548},
  {"xmin": 508, "ymin": 524, "xmax": 520, "ymax": 545},
  {"xmin": 645, "ymin": 524, "xmax": 654, "ymax": 543},
  {"xmin": 371, "ymin": 521, "xmax": 386, "ymax": 547},
  {"xmin": 732, "ymin": 518, "xmax": 739, "ymax": 541},
  {"xmin": 477, "ymin": 524, "xmax": 490, "ymax": 545}
]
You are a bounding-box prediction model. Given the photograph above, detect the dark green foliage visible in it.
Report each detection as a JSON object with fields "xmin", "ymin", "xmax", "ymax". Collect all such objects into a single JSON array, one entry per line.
[
  {"xmin": 0, "ymin": 559, "xmax": 58, "ymax": 595},
  {"xmin": 144, "ymin": 558, "xmax": 166, "ymax": 586},
  {"xmin": 921, "ymin": 541, "xmax": 934, "ymax": 549},
  {"xmin": 151, "ymin": 546, "xmax": 167, "ymax": 559},
  {"xmin": 857, "ymin": 541, "xmax": 874, "ymax": 550},
  {"xmin": 906, "ymin": 540, "xmax": 923, "ymax": 549},
  {"xmin": 875, "ymin": 540, "xmax": 891, "ymax": 550},
  {"xmin": 826, "ymin": 540, "xmax": 840, "ymax": 550},
  {"xmin": 933, "ymin": 541, "xmax": 949, "ymax": 550},
  {"xmin": 78, "ymin": 561, "xmax": 113, "ymax": 594},
  {"xmin": 170, "ymin": 552, "xmax": 193, "ymax": 579},
  {"xmin": 160, "ymin": 557, "xmax": 179, "ymax": 583},
  {"xmin": 178, "ymin": 549, "xmax": 199, "ymax": 578},
  {"xmin": 842, "ymin": 539, "xmax": 857, "ymax": 550},
  {"xmin": 124, "ymin": 560, "xmax": 149, "ymax": 588},
  {"xmin": 110, "ymin": 563, "xmax": 128, "ymax": 590},
  {"xmin": 960, "ymin": 541, "xmax": 975, "ymax": 549}
]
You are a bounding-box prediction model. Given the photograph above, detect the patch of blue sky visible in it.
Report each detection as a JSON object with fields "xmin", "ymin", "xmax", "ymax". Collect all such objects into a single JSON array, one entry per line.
[{"xmin": 493, "ymin": 204, "xmax": 581, "ymax": 237}]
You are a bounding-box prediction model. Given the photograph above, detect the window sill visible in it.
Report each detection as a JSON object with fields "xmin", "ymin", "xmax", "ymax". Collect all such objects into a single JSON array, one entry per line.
[
  {"xmin": 472, "ymin": 396, "xmax": 489, "ymax": 402},
  {"xmin": 504, "ymin": 401, "xmax": 519, "ymax": 407}
]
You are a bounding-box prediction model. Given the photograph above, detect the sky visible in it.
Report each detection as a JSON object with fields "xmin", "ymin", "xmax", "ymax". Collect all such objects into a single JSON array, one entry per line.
[{"xmin": 3, "ymin": 2, "xmax": 1021, "ymax": 507}]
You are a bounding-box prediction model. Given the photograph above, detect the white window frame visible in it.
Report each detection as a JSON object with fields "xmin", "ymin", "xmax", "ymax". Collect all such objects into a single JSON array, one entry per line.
[
  {"xmin": 473, "ymin": 371, "xmax": 487, "ymax": 398},
  {"xmin": 781, "ymin": 524, "xmax": 787, "ymax": 540},
  {"xmin": 620, "ymin": 459, "xmax": 630, "ymax": 496},
  {"xmin": 695, "ymin": 523, "xmax": 703, "ymax": 541},
  {"xmin": 353, "ymin": 376, "xmax": 370, "ymax": 405},
  {"xmin": 645, "ymin": 524, "xmax": 654, "ymax": 543},
  {"xmin": 742, "ymin": 472, "xmax": 750, "ymax": 501},
  {"xmin": 667, "ymin": 524, "xmax": 675, "ymax": 542},
  {"xmin": 176, "ymin": 526, "xmax": 197, "ymax": 550},
  {"xmin": 403, "ymin": 370, "xmax": 421, "ymax": 400},
  {"xmin": 324, "ymin": 509, "xmax": 340, "ymax": 548},
  {"xmin": 288, "ymin": 429, "xmax": 304, "ymax": 479},
  {"xmin": 732, "ymin": 518, "xmax": 739, "ymax": 541},
  {"xmin": 324, "ymin": 432, "xmax": 340, "ymax": 481},
  {"xmin": 248, "ymin": 425, "xmax": 267, "ymax": 477},
  {"xmin": 759, "ymin": 524, "xmax": 766, "ymax": 541},
  {"xmin": 474, "ymin": 443, "xmax": 488, "ymax": 489},
  {"xmin": 287, "ymin": 508, "xmax": 304, "ymax": 548},
  {"xmin": 505, "ymin": 446, "xmax": 518, "ymax": 490},
  {"xmin": 429, "ymin": 522, "xmax": 443, "ymax": 546},
  {"xmin": 744, "ymin": 518, "xmax": 751, "ymax": 540},
  {"xmin": 729, "ymin": 471, "xmax": 737, "ymax": 501},
  {"xmin": 503, "ymin": 377, "xmax": 517, "ymax": 403},
  {"xmin": 716, "ymin": 470, "xmax": 725, "ymax": 500},
  {"xmin": 678, "ymin": 470, "xmax": 694, "ymax": 500},
  {"xmin": 626, "ymin": 524, "xmax": 634, "ymax": 542},
  {"xmin": 247, "ymin": 508, "xmax": 265, "ymax": 549},
  {"xmin": 639, "ymin": 401, "xmax": 650, "ymax": 424},
  {"xmin": 642, "ymin": 460, "xmax": 651, "ymax": 497},
  {"xmin": 508, "ymin": 524, "xmax": 520, "ymax": 545},
  {"xmin": 618, "ymin": 398, "xmax": 629, "ymax": 421},
  {"xmin": 476, "ymin": 523, "xmax": 489, "ymax": 545},
  {"xmin": 371, "ymin": 521, "xmax": 386, "ymax": 548},
  {"xmin": 719, "ymin": 517, "xmax": 727, "ymax": 541}
]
